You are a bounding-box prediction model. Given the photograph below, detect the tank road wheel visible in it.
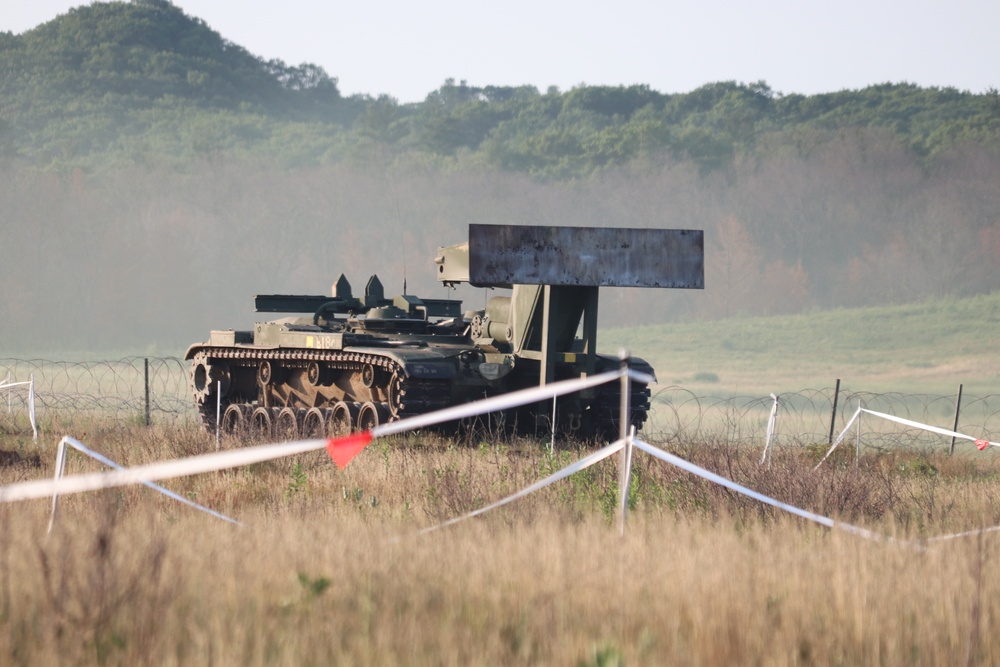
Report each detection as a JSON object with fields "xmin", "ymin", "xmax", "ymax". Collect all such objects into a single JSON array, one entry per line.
[
  {"xmin": 257, "ymin": 361, "xmax": 274, "ymax": 387},
  {"xmin": 361, "ymin": 363, "xmax": 376, "ymax": 388},
  {"xmin": 305, "ymin": 361, "xmax": 328, "ymax": 388},
  {"xmin": 190, "ymin": 352, "xmax": 230, "ymax": 405},
  {"xmin": 250, "ymin": 406, "xmax": 274, "ymax": 439},
  {"xmin": 357, "ymin": 401, "xmax": 389, "ymax": 431},
  {"xmin": 322, "ymin": 408, "xmax": 340, "ymax": 436},
  {"xmin": 327, "ymin": 401, "xmax": 356, "ymax": 436},
  {"xmin": 221, "ymin": 404, "xmax": 250, "ymax": 437},
  {"xmin": 302, "ymin": 408, "xmax": 326, "ymax": 438},
  {"xmin": 275, "ymin": 407, "xmax": 301, "ymax": 440}
]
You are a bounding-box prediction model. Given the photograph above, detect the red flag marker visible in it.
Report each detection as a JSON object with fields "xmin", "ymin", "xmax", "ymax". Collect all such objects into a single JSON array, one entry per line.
[
  {"xmin": 976, "ymin": 439, "xmax": 990, "ymax": 451},
  {"xmin": 326, "ymin": 431, "xmax": 374, "ymax": 468}
]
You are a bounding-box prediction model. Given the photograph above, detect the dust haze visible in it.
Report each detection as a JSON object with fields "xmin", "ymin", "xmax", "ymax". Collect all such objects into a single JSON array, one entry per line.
[{"xmin": 2, "ymin": 129, "xmax": 998, "ymax": 354}]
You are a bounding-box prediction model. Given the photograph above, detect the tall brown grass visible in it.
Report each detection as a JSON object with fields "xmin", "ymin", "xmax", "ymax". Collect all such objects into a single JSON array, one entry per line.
[{"xmin": 1, "ymin": 421, "xmax": 999, "ymax": 665}]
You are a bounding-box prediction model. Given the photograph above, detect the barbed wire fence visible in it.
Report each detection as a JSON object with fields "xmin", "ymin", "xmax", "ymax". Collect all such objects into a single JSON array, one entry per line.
[
  {"xmin": 1, "ymin": 357, "xmax": 193, "ymax": 433},
  {"xmin": 644, "ymin": 384, "xmax": 1000, "ymax": 454},
  {"xmin": 2, "ymin": 358, "xmax": 999, "ymax": 455}
]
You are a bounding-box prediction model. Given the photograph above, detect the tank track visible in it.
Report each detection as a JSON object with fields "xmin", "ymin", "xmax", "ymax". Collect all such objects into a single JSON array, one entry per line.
[
  {"xmin": 192, "ymin": 347, "xmax": 452, "ymax": 434},
  {"xmin": 586, "ymin": 381, "xmax": 652, "ymax": 441},
  {"xmin": 192, "ymin": 348, "xmax": 651, "ymax": 443}
]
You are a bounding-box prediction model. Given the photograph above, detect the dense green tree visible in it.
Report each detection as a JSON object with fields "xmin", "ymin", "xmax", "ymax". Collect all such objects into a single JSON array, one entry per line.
[
  {"xmin": 560, "ymin": 84, "xmax": 664, "ymax": 119},
  {"xmin": 1, "ymin": 1, "xmax": 999, "ymax": 174},
  {"xmin": 0, "ymin": 0, "xmax": 349, "ymax": 165}
]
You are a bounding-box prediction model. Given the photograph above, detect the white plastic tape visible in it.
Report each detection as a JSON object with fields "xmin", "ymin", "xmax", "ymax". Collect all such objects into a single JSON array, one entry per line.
[
  {"xmin": 0, "ymin": 437, "xmax": 331, "ymax": 503},
  {"xmin": 627, "ymin": 368, "xmax": 657, "ymax": 386},
  {"xmin": 0, "ymin": 369, "xmax": 627, "ymax": 503},
  {"xmin": 816, "ymin": 407, "xmax": 999, "ymax": 470},
  {"xmin": 861, "ymin": 408, "xmax": 999, "ymax": 449},
  {"xmin": 633, "ymin": 438, "xmax": 892, "ymax": 542},
  {"xmin": 407, "ymin": 436, "xmax": 1000, "ymax": 547},
  {"xmin": 54, "ymin": 437, "xmax": 241, "ymax": 525},
  {"xmin": 0, "ymin": 381, "xmax": 31, "ymax": 389},
  {"xmin": 924, "ymin": 525, "xmax": 1000, "ymax": 542},
  {"xmin": 813, "ymin": 406, "xmax": 863, "ymax": 469},
  {"xmin": 760, "ymin": 393, "xmax": 779, "ymax": 465},
  {"xmin": 372, "ymin": 369, "xmax": 623, "ymax": 438},
  {"xmin": 1, "ymin": 377, "xmax": 37, "ymax": 441},
  {"xmin": 47, "ymin": 438, "xmax": 69, "ymax": 533},
  {"xmin": 409, "ymin": 440, "xmax": 626, "ymax": 538},
  {"xmin": 28, "ymin": 374, "xmax": 36, "ymax": 441}
]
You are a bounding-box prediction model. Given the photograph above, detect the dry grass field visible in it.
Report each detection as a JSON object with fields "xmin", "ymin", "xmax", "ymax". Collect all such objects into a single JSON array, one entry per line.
[{"xmin": 1, "ymin": 419, "xmax": 1000, "ymax": 666}]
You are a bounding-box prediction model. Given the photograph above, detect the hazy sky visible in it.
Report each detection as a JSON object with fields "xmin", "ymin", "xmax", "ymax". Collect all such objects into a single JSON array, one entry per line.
[{"xmin": 7, "ymin": 0, "xmax": 999, "ymax": 103}]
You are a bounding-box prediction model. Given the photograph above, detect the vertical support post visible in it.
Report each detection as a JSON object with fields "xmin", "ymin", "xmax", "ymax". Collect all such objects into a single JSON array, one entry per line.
[
  {"xmin": 29, "ymin": 373, "xmax": 37, "ymax": 442},
  {"xmin": 144, "ymin": 357, "xmax": 151, "ymax": 427},
  {"xmin": 619, "ymin": 352, "xmax": 631, "ymax": 445},
  {"xmin": 47, "ymin": 438, "xmax": 69, "ymax": 535},
  {"xmin": 5, "ymin": 371, "xmax": 10, "ymax": 413},
  {"xmin": 950, "ymin": 383, "xmax": 964, "ymax": 455},
  {"xmin": 549, "ymin": 394, "xmax": 556, "ymax": 454},
  {"xmin": 216, "ymin": 380, "xmax": 222, "ymax": 450},
  {"xmin": 539, "ymin": 285, "xmax": 557, "ymax": 386},
  {"xmin": 761, "ymin": 393, "xmax": 779, "ymax": 467},
  {"xmin": 828, "ymin": 379, "xmax": 841, "ymax": 445},
  {"xmin": 582, "ymin": 286, "xmax": 599, "ymax": 378},
  {"xmin": 855, "ymin": 400, "xmax": 862, "ymax": 467},
  {"xmin": 618, "ymin": 351, "xmax": 633, "ymax": 536},
  {"xmin": 537, "ymin": 285, "xmax": 558, "ymax": 436}
]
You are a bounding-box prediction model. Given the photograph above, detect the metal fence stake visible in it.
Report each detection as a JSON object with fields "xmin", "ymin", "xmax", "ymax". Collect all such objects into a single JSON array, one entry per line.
[
  {"xmin": 950, "ymin": 384, "xmax": 964, "ymax": 455},
  {"xmin": 855, "ymin": 400, "xmax": 862, "ymax": 467},
  {"xmin": 828, "ymin": 378, "xmax": 841, "ymax": 444},
  {"xmin": 144, "ymin": 357, "xmax": 151, "ymax": 427}
]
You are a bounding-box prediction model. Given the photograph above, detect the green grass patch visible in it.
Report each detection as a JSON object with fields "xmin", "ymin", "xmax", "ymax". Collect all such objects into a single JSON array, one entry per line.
[{"xmin": 603, "ymin": 291, "xmax": 1000, "ymax": 396}]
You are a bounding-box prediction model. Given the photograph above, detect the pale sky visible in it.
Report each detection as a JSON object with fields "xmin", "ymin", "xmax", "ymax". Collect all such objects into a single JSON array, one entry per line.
[{"xmin": 7, "ymin": 0, "xmax": 999, "ymax": 103}]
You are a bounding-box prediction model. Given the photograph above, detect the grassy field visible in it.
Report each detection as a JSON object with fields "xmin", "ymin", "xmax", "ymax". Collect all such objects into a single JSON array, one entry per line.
[
  {"xmin": 2, "ymin": 420, "xmax": 1000, "ymax": 665},
  {"xmin": 2, "ymin": 294, "xmax": 999, "ymax": 664},
  {"xmin": 603, "ymin": 291, "xmax": 1000, "ymax": 397}
]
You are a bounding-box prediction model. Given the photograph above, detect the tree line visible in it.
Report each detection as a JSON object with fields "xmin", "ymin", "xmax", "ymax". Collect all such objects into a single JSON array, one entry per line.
[{"xmin": 1, "ymin": 1, "xmax": 998, "ymax": 175}]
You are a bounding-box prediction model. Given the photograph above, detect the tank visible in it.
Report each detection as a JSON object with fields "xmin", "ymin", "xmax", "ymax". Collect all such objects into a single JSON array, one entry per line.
[{"xmin": 185, "ymin": 225, "xmax": 704, "ymax": 441}]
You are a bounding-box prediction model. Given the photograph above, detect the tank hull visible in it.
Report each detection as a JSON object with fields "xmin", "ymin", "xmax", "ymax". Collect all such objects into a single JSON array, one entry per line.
[{"xmin": 186, "ymin": 331, "xmax": 651, "ymax": 442}]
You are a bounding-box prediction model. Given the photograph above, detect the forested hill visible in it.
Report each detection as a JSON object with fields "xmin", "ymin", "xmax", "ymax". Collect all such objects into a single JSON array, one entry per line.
[
  {"xmin": 3, "ymin": 1, "xmax": 1000, "ymax": 351},
  {"xmin": 0, "ymin": 0, "xmax": 340, "ymax": 113},
  {"xmin": 0, "ymin": 0, "xmax": 347, "ymax": 164},
  {"xmin": 1, "ymin": 0, "xmax": 999, "ymax": 174}
]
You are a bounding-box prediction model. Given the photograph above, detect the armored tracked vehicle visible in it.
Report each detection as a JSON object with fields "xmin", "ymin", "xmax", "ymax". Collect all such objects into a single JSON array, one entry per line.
[{"xmin": 185, "ymin": 225, "xmax": 703, "ymax": 441}]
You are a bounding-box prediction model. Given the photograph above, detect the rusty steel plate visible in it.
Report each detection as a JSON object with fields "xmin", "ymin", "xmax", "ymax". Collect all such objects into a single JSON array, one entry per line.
[{"xmin": 468, "ymin": 224, "xmax": 704, "ymax": 288}]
